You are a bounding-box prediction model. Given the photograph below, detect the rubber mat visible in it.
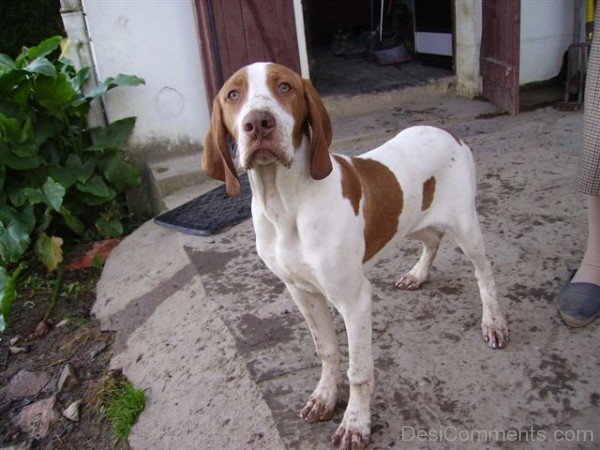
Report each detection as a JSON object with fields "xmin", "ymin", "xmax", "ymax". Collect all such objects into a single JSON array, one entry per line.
[{"xmin": 154, "ymin": 174, "xmax": 252, "ymax": 236}]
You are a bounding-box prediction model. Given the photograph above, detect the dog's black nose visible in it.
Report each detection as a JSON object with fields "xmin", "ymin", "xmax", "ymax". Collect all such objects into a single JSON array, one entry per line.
[{"xmin": 243, "ymin": 110, "xmax": 275, "ymax": 139}]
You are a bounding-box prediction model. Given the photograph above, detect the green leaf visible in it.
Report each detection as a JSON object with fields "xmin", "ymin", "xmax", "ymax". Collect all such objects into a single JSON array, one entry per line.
[
  {"xmin": 87, "ymin": 74, "xmax": 145, "ymax": 99},
  {"xmin": 0, "ymin": 215, "xmax": 30, "ymax": 264},
  {"xmin": 0, "ymin": 54, "xmax": 16, "ymax": 73},
  {"xmin": 37, "ymin": 207, "xmax": 53, "ymax": 234},
  {"xmin": 15, "ymin": 36, "xmax": 62, "ymax": 66},
  {"xmin": 0, "ymin": 165, "xmax": 4, "ymax": 192},
  {"xmin": 61, "ymin": 154, "xmax": 96, "ymax": 184},
  {"xmin": 0, "ymin": 112, "xmax": 21, "ymax": 145},
  {"xmin": 0, "ymin": 263, "xmax": 25, "ymax": 332},
  {"xmin": 91, "ymin": 117, "xmax": 136, "ymax": 149},
  {"xmin": 96, "ymin": 215, "xmax": 123, "ymax": 238},
  {"xmin": 34, "ymin": 73, "xmax": 77, "ymax": 110},
  {"xmin": 11, "ymin": 78, "xmax": 32, "ymax": 107},
  {"xmin": 99, "ymin": 154, "xmax": 141, "ymax": 191},
  {"xmin": 0, "ymin": 70, "xmax": 27, "ymax": 96},
  {"xmin": 34, "ymin": 233, "xmax": 63, "ymax": 271},
  {"xmin": 7, "ymin": 184, "xmax": 26, "ymax": 207},
  {"xmin": 42, "ymin": 177, "xmax": 66, "ymax": 211},
  {"xmin": 76, "ymin": 175, "xmax": 111, "ymax": 197},
  {"xmin": 24, "ymin": 57, "xmax": 57, "ymax": 78},
  {"xmin": 61, "ymin": 206, "xmax": 84, "ymax": 235},
  {"xmin": 79, "ymin": 191, "xmax": 116, "ymax": 206},
  {"xmin": 72, "ymin": 67, "xmax": 91, "ymax": 91},
  {"xmin": 22, "ymin": 188, "xmax": 45, "ymax": 204},
  {"xmin": 0, "ymin": 141, "xmax": 44, "ymax": 170},
  {"xmin": 0, "ymin": 204, "xmax": 35, "ymax": 235},
  {"xmin": 34, "ymin": 116, "xmax": 56, "ymax": 146}
]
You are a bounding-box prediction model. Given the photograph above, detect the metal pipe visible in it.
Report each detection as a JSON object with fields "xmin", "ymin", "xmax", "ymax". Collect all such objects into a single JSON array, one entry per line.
[
  {"xmin": 60, "ymin": 0, "xmax": 106, "ymax": 127},
  {"xmin": 379, "ymin": 0, "xmax": 384, "ymax": 42}
]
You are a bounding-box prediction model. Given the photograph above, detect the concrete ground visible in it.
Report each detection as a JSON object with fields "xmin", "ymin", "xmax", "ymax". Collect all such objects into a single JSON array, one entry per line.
[{"xmin": 94, "ymin": 96, "xmax": 599, "ymax": 449}]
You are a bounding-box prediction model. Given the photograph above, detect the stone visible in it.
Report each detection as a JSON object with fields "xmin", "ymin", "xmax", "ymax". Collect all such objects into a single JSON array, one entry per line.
[
  {"xmin": 8, "ymin": 335, "xmax": 22, "ymax": 346},
  {"xmin": 62, "ymin": 400, "xmax": 81, "ymax": 422},
  {"xmin": 8, "ymin": 346, "xmax": 29, "ymax": 355},
  {"xmin": 3, "ymin": 370, "xmax": 51, "ymax": 401},
  {"xmin": 13, "ymin": 395, "xmax": 58, "ymax": 439},
  {"xmin": 55, "ymin": 319, "xmax": 70, "ymax": 328},
  {"xmin": 57, "ymin": 363, "xmax": 77, "ymax": 392}
]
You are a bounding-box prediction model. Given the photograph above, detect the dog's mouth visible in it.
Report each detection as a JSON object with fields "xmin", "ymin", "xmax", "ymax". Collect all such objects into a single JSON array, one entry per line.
[{"xmin": 244, "ymin": 144, "xmax": 289, "ymax": 168}]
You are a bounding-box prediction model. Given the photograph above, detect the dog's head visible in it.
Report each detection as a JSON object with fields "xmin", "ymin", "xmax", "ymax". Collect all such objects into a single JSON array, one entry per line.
[{"xmin": 202, "ymin": 62, "xmax": 333, "ymax": 196}]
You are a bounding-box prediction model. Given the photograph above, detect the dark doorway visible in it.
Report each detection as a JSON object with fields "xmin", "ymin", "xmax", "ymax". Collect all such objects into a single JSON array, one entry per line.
[{"xmin": 304, "ymin": 0, "xmax": 454, "ymax": 96}]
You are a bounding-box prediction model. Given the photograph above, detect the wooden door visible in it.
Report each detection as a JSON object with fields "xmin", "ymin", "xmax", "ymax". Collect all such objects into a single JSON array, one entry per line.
[
  {"xmin": 480, "ymin": 0, "xmax": 521, "ymax": 115},
  {"xmin": 196, "ymin": 0, "xmax": 301, "ymax": 106}
]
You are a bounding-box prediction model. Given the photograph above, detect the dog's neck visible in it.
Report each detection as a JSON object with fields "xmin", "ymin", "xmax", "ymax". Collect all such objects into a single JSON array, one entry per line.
[{"xmin": 247, "ymin": 135, "xmax": 318, "ymax": 223}]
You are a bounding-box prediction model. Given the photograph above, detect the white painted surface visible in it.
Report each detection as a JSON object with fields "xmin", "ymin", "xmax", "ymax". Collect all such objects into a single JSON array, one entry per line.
[
  {"xmin": 454, "ymin": 0, "xmax": 482, "ymax": 96},
  {"xmin": 415, "ymin": 32, "xmax": 453, "ymax": 57},
  {"xmin": 293, "ymin": 0, "xmax": 310, "ymax": 78},
  {"xmin": 520, "ymin": 0, "xmax": 572, "ymax": 84},
  {"xmin": 82, "ymin": 0, "xmax": 210, "ymax": 147}
]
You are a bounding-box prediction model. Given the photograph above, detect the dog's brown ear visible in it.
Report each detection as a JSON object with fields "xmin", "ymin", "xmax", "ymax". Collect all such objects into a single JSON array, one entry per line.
[
  {"xmin": 202, "ymin": 98, "xmax": 241, "ymax": 196},
  {"xmin": 303, "ymin": 78, "xmax": 333, "ymax": 180}
]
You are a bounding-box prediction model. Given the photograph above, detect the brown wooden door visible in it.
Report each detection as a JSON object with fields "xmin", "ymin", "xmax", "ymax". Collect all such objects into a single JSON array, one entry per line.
[
  {"xmin": 480, "ymin": 0, "xmax": 521, "ymax": 115},
  {"xmin": 196, "ymin": 0, "xmax": 301, "ymax": 105}
]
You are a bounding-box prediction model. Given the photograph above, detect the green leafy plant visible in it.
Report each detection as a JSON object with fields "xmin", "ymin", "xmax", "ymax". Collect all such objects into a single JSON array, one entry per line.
[{"xmin": 0, "ymin": 36, "xmax": 144, "ymax": 331}]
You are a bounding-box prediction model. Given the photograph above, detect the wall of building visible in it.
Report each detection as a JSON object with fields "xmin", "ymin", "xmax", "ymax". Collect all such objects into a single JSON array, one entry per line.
[
  {"xmin": 454, "ymin": 0, "xmax": 482, "ymax": 97},
  {"xmin": 82, "ymin": 0, "xmax": 210, "ymax": 160},
  {"xmin": 520, "ymin": 0, "xmax": 573, "ymax": 85}
]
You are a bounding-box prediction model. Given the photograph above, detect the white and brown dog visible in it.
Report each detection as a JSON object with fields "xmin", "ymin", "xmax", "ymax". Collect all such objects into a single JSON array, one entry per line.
[{"xmin": 203, "ymin": 62, "xmax": 509, "ymax": 450}]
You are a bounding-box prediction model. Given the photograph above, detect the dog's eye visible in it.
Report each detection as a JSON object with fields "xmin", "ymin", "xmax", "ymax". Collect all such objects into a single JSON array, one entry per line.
[
  {"xmin": 278, "ymin": 82, "xmax": 291, "ymax": 93},
  {"xmin": 227, "ymin": 90, "xmax": 240, "ymax": 101}
]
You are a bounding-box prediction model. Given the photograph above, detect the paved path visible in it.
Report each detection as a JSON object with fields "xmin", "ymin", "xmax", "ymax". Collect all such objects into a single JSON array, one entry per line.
[{"xmin": 95, "ymin": 98, "xmax": 599, "ymax": 449}]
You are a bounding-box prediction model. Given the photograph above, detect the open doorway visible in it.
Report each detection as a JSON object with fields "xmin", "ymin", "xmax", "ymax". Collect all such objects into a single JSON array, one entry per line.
[{"xmin": 303, "ymin": 0, "xmax": 454, "ymax": 96}]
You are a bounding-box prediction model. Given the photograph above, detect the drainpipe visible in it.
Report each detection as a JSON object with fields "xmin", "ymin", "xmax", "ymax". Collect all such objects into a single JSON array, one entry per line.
[
  {"xmin": 59, "ymin": 0, "xmax": 106, "ymax": 127},
  {"xmin": 586, "ymin": 0, "xmax": 595, "ymax": 42}
]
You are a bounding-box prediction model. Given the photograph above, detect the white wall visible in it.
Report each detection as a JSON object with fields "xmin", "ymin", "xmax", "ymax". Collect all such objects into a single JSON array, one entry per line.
[
  {"xmin": 520, "ymin": 0, "xmax": 573, "ymax": 85},
  {"xmin": 82, "ymin": 0, "xmax": 210, "ymax": 150},
  {"xmin": 454, "ymin": 0, "xmax": 483, "ymax": 97}
]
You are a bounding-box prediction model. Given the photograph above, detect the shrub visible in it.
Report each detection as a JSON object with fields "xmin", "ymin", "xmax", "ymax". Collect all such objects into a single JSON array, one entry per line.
[{"xmin": 0, "ymin": 36, "xmax": 145, "ymax": 330}]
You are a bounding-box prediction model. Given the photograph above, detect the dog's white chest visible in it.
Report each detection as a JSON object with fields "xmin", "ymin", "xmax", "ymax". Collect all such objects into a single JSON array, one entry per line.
[{"xmin": 255, "ymin": 218, "xmax": 320, "ymax": 292}]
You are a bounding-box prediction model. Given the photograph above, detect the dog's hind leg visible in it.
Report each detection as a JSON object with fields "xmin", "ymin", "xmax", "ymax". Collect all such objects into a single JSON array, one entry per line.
[
  {"xmin": 451, "ymin": 210, "xmax": 509, "ymax": 349},
  {"xmin": 396, "ymin": 227, "xmax": 444, "ymax": 290},
  {"xmin": 287, "ymin": 284, "xmax": 341, "ymax": 422}
]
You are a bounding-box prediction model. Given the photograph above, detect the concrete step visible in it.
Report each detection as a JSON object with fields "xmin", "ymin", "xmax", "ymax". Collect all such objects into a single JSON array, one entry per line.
[
  {"xmin": 160, "ymin": 179, "xmax": 222, "ymax": 212},
  {"xmin": 146, "ymin": 151, "xmax": 210, "ymax": 213}
]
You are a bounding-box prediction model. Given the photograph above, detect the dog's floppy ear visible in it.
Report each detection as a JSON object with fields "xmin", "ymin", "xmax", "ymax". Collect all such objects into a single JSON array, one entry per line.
[
  {"xmin": 202, "ymin": 97, "xmax": 241, "ymax": 196},
  {"xmin": 303, "ymin": 78, "xmax": 333, "ymax": 180}
]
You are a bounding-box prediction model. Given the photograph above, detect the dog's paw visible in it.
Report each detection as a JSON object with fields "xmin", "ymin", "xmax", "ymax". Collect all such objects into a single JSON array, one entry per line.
[
  {"xmin": 395, "ymin": 273, "xmax": 424, "ymax": 290},
  {"xmin": 300, "ymin": 395, "xmax": 335, "ymax": 422},
  {"xmin": 332, "ymin": 423, "xmax": 370, "ymax": 450},
  {"xmin": 332, "ymin": 408, "xmax": 370, "ymax": 450},
  {"xmin": 482, "ymin": 316, "xmax": 509, "ymax": 349}
]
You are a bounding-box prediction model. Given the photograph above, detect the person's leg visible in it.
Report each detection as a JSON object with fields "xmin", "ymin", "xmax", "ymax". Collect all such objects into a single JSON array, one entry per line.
[
  {"xmin": 572, "ymin": 195, "xmax": 600, "ymax": 285},
  {"xmin": 558, "ymin": 195, "xmax": 600, "ymax": 327}
]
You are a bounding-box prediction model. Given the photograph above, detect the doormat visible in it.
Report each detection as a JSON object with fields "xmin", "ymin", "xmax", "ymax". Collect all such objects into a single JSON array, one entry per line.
[{"xmin": 154, "ymin": 174, "xmax": 252, "ymax": 236}]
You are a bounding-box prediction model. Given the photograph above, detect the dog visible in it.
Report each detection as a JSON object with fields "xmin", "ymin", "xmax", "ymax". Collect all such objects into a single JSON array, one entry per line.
[{"xmin": 202, "ymin": 62, "xmax": 509, "ymax": 450}]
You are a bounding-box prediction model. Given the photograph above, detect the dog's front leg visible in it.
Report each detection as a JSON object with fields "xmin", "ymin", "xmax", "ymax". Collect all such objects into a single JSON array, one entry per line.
[
  {"xmin": 287, "ymin": 285, "xmax": 341, "ymax": 422},
  {"xmin": 330, "ymin": 278, "xmax": 373, "ymax": 450}
]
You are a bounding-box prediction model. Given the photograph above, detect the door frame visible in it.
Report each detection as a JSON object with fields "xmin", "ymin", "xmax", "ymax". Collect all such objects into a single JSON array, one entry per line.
[{"xmin": 480, "ymin": 0, "xmax": 521, "ymax": 115}]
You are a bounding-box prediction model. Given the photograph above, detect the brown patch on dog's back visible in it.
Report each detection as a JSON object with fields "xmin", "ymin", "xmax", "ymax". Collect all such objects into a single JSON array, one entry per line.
[
  {"xmin": 352, "ymin": 158, "xmax": 403, "ymax": 262},
  {"xmin": 422, "ymin": 176, "xmax": 436, "ymax": 210},
  {"xmin": 334, "ymin": 155, "xmax": 362, "ymax": 215},
  {"xmin": 440, "ymin": 128, "xmax": 463, "ymax": 146}
]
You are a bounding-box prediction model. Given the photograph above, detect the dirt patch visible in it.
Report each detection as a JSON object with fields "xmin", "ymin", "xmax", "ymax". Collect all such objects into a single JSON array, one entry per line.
[{"xmin": 1, "ymin": 267, "xmax": 117, "ymax": 449}]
